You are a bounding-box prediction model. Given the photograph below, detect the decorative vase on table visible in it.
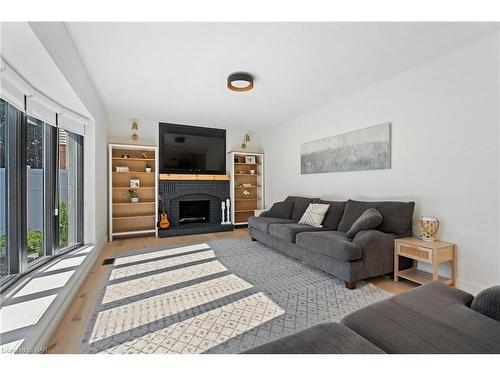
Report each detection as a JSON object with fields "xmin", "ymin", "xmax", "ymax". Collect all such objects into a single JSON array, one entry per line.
[{"xmin": 420, "ymin": 216, "xmax": 439, "ymax": 241}]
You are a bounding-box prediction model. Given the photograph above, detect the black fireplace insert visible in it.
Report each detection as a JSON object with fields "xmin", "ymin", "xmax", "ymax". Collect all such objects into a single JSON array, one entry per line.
[{"xmin": 179, "ymin": 200, "xmax": 210, "ymax": 224}]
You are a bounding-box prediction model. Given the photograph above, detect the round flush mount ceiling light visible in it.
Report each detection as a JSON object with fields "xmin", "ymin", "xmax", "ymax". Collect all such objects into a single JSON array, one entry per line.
[{"xmin": 227, "ymin": 72, "xmax": 254, "ymax": 92}]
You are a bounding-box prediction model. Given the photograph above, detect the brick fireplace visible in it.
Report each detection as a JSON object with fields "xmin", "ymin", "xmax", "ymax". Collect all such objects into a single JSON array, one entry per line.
[{"xmin": 158, "ymin": 180, "xmax": 234, "ymax": 237}]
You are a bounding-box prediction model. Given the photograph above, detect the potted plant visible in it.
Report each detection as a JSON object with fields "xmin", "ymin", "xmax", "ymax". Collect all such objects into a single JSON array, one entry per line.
[
  {"xmin": 145, "ymin": 163, "xmax": 152, "ymax": 173},
  {"xmin": 128, "ymin": 189, "xmax": 139, "ymax": 203}
]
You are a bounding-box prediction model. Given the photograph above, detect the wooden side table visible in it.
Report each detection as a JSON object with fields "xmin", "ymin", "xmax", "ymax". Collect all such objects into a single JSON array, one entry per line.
[{"xmin": 394, "ymin": 237, "xmax": 457, "ymax": 286}]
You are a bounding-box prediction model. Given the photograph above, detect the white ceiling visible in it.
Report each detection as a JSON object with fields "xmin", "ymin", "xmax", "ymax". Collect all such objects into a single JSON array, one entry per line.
[
  {"xmin": 0, "ymin": 22, "xmax": 89, "ymax": 116},
  {"xmin": 66, "ymin": 22, "xmax": 498, "ymax": 131}
]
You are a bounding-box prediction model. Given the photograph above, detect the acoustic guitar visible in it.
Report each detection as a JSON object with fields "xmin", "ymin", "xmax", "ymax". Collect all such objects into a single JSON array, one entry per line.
[{"xmin": 158, "ymin": 192, "xmax": 170, "ymax": 229}]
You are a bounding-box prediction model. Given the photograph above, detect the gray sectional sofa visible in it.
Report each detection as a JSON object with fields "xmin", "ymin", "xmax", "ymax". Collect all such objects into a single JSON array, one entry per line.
[
  {"xmin": 245, "ymin": 282, "xmax": 500, "ymax": 354},
  {"xmin": 248, "ymin": 196, "xmax": 415, "ymax": 289}
]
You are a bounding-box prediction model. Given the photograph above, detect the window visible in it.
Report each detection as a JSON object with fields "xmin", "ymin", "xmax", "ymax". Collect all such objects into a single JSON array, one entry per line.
[
  {"xmin": 26, "ymin": 116, "xmax": 46, "ymax": 264},
  {"xmin": 0, "ymin": 97, "xmax": 85, "ymax": 289},
  {"xmin": 57, "ymin": 128, "xmax": 83, "ymax": 251},
  {"xmin": 0, "ymin": 100, "xmax": 8, "ymax": 281}
]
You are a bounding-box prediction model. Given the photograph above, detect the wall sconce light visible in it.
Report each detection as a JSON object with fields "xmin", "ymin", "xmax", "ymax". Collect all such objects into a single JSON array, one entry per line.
[
  {"xmin": 241, "ymin": 133, "xmax": 251, "ymax": 149},
  {"xmin": 131, "ymin": 121, "xmax": 139, "ymax": 141}
]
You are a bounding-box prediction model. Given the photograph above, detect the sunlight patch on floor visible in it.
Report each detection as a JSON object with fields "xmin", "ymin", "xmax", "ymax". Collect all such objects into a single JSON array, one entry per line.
[
  {"xmin": 102, "ymin": 260, "xmax": 228, "ymax": 304},
  {"xmin": 109, "ymin": 249, "xmax": 216, "ymax": 281},
  {"xmin": 114, "ymin": 243, "xmax": 211, "ymax": 266},
  {"xmin": 107, "ymin": 292, "xmax": 285, "ymax": 354},
  {"xmin": 89, "ymin": 273, "xmax": 253, "ymax": 343}
]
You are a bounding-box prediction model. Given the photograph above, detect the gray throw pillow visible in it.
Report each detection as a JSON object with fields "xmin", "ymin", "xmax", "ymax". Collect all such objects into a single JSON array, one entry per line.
[
  {"xmin": 266, "ymin": 201, "xmax": 294, "ymax": 219},
  {"xmin": 346, "ymin": 208, "xmax": 383, "ymax": 238},
  {"xmin": 471, "ymin": 286, "xmax": 500, "ymax": 321}
]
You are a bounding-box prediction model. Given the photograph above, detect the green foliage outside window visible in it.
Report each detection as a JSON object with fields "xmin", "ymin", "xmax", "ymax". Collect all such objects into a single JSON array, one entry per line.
[
  {"xmin": 59, "ymin": 200, "xmax": 68, "ymax": 247},
  {"xmin": 27, "ymin": 229, "xmax": 43, "ymax": 258}
]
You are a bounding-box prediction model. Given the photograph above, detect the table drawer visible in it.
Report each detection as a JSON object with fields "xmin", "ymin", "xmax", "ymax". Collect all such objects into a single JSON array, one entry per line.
[{"xmin": 397, "ymin": 243, "xmax": 432, "ymax": 262}]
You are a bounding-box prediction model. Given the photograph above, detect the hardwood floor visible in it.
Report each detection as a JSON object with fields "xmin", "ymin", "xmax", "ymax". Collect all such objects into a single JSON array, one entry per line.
[{"xmin": 46, "ymin": 228, "xmax": 417, "ymax": 354}]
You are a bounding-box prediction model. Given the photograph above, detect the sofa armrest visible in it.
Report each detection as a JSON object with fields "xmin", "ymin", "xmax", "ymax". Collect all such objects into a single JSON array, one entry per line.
[{"xmin": 352, "ymin": 230, "xmax": 398, "ymax": 278}]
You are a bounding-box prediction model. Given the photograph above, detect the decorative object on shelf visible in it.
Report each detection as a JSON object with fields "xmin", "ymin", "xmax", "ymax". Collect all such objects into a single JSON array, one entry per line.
[
  {"xmin": 131, "ymin": 121, "xmax": 139, "ymax": 141},
  {"xmin": 130, "ymin": 179, "xmax": 140, "ymax": 188},
  {"xmin": 420, "ymin": 216, "xmax": 440, "ymax": 242},
  {"xmin": 250, "ymin": 169, "xmax": 255, "ymax": 175},
  {"xmin": 121, "ymin": 153, "xmax": 129, "ymax": 159},
  {"xmin": 227, "ymin": 72, "xmax": 254, "ymax": 92},
  {"xmin": 145, "ymin": 163, "xmax": 152, "ymax": 173},
  {"xmin": 245, "ymin": 155, "xmax": 256, "ymax": 164},
  {"xmin": 221, "ymin": 201, "xmax": 226, "ymax": 224},
  {"xmin": 128, "ymin": 189, "xmax": 139, "ymax": 203},
  {"xmin": 241, "ymin": 133, "xmax": 251, "ymax": 149},
  {"xmin": 141, "ymin": 152, "xmax": 148, "ymax": 159},
  {"xmin": 301, "ymin": 122, "xmax": 391, "ymax": 174},
  {"xmin": 225, "ymin": 198, "xmax": 231, "ymax": 224},
  {"xmin": 241, "ymin": 183, "xmax": 253, "ymax": 187},
  {"xmin": 243, "ymin": 190, "xmax": 250, "ymax": 196},
  {"xmin": 115, "ymin": 166, "xmax": 129, "ymax": 172}
]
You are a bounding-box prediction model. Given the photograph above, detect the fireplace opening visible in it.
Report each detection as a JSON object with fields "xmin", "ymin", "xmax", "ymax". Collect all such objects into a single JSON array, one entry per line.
[{"xmin": 179, "ymin": 200, "xmax": 210, "ymax": 225}]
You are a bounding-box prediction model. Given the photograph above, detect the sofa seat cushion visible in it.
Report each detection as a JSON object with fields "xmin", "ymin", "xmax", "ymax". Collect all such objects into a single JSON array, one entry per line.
[
  {"xmin": 296, "ymin": 231, "xmax": 362, "ymax": 262},
  {"xmin": 248, "ymin": 216, "xmax": 295, "ymax": 233},
  {"xmin": 342, "ymin": 282, "xmax": 500, "ymax": 354},
  {"xmin": 269, "ymin": 223, "xmax": 326, "ymax": 243},
  {"xmin": 243, "ymin": 322, "xmax": 385, "ymax": 354}
]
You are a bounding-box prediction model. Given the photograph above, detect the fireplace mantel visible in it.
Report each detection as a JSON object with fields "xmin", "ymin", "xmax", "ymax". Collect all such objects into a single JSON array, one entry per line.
[{"xmin": 160, "ymin": 174, "xmax": 229, "ymax": 181}]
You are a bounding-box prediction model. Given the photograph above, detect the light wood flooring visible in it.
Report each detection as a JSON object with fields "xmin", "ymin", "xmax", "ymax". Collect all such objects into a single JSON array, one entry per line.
[{"xmin": 46, "ymin": 228, "xmax": 417, "ymax": 354}]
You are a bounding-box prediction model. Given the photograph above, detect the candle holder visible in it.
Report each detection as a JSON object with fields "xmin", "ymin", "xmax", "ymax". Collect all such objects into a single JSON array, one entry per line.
[
  {"xmin": 221, "ymin": 201, "xmax": 226, "ymax": 224},
  {"xmin": 225, "ymin": 198, "xmax": 231, "ymax": 224}
]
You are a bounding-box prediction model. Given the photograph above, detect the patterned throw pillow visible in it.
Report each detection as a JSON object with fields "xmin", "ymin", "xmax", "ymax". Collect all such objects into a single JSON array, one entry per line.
[{"xmin": 298, "ymin": 203, "xmax": 330, "ymax": 228}]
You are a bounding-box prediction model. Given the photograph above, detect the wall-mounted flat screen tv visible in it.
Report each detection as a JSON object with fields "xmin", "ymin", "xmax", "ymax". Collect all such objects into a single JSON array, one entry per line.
[{"xmin": 159, "ymin": 123, "xmax": 226, "ymax": 174}]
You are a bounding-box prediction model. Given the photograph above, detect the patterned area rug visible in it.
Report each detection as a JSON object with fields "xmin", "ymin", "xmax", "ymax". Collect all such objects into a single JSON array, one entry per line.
[{"xmin": 80, "ymin": 238, "xmax": 391, "ymax": 354}]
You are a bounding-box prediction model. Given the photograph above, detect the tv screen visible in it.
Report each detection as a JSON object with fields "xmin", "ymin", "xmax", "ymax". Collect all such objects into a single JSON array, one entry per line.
[{"xmin": 159, "ymin": 123, "xmax": 226, "ymax": 174}]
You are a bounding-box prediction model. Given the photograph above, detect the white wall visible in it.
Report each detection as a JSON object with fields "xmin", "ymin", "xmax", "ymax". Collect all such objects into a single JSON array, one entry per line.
[
  {"xmin": 106, "ymin": 115, "xmax": 263, "ymax": 157},
  {"xmin": 30, "ymin": 22, "xmax": 109, "ymax": 250},
  {"xmin": 259, "ymin": 32, "xmax": 500, "ymax": 293}
]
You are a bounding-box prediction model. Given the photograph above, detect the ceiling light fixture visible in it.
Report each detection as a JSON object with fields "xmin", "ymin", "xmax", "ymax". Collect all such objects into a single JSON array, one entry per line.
[{"xmin": 227, "ymin": 72, "xmax": 254, "ymax": 92}]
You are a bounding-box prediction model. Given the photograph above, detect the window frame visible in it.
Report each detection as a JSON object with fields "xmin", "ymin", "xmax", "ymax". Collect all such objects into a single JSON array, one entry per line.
[{"xmin": 0, "ymin": 98, "xmax": 85, "ymax": 291}]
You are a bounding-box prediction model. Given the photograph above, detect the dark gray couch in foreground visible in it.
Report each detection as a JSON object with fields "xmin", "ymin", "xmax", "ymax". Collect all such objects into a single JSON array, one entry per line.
[
  {"xmin": 248, "ymin": 196, "xmax": 414, "ymax": 289},
  {"xmin": 245, "ymin": 282, "xmax": 500, "ymax": 354}
]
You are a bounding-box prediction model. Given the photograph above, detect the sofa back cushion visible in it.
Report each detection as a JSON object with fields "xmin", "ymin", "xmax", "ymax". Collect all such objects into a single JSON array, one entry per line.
[
  {"xmin": 318, "ymin": 200, "xmax": 347, "ymax": 230},
  {"xmin": 338, "ymin": 200, "xmax": 415, "ymax": 235},
  {"xmin": 471, "ymin": 286, "xmax": 500, "ymax": 322},
  {"xmin": 285, "ymin": 196, "xmax": 319, "ymax": 221},
  {"xmin": 266, "ymin": 201, "xmax": 294, "ymax": 219}
]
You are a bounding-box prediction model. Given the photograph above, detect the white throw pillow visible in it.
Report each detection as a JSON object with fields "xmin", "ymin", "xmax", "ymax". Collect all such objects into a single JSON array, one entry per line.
[{"xmin": 298, "ymin": 203, "xmax": 330, "ymax": 228}]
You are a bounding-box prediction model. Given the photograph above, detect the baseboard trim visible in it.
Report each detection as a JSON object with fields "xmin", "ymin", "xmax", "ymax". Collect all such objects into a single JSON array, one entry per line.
[{"xmin": 455, "ymin": 278, "xmax": 487, "ymax": 295}]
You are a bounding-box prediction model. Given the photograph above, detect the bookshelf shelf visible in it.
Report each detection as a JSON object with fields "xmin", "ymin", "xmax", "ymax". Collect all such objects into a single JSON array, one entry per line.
[
  {"xmin": 228, "ymin": 151, "xmax": 264, "ymax": 225},
  {"xmin": 109, "ymin": 143, "xmax": 158, "ymax": 240}
]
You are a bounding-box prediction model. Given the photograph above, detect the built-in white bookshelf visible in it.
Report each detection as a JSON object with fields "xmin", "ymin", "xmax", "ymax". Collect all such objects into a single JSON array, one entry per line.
[
  {"xmin": 108, "ymin": 143, "xmax": 158, "ymax": 240},
  {"xmin": 227, "ymin": 151, "xmax": 264, "ymax": 225}
]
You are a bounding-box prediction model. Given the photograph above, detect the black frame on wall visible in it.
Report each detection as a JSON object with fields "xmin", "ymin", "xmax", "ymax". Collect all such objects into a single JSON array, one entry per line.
[{"xmin": 0, "ymin": 98, "xmax": 85, "ymax": 290}]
